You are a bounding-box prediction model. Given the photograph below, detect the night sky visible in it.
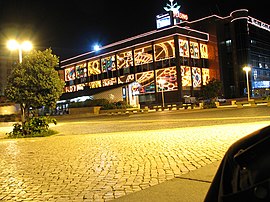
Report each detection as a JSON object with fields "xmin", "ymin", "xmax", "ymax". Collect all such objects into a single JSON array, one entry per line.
[{"xmin": 0, "ymin": 0, "xmax": 268, "ymax": 60}]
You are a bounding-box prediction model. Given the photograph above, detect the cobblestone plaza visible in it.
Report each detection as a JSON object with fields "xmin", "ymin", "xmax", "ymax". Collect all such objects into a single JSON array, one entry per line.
[{"xmin": 1, "ymin": 114, "xmax": 269, "ymax": 201}]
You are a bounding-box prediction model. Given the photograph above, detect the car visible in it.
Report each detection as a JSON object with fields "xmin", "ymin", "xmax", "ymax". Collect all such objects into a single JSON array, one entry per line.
[{"xmin": 216, "ymin": 96, "xmax": 226, "ymax": 103}]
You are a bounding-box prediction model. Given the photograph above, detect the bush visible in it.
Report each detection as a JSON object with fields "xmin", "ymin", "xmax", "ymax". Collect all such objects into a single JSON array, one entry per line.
[
  {"xmin": 6, "ymin": 116, "xmax": 57, "ymax": 138},
  {"xmin": 203, "ymin": 101, "xmax": 217, "ymax": 109},
  {"xmin": 101, "ymin": 101, "xmax": 133, "ymax": 110}
]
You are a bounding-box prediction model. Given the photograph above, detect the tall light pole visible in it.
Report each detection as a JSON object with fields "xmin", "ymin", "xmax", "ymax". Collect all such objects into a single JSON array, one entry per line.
[
  {"xmin": 7, "ymin": 40, "xmax": 33, "ymax": 63},
  {"xmin": 243, "ymin": 66, "xmax": 251, "ymax": 101},
  {"xmin": 159, "ymin": 79, "xmax": 166, "ymax": 108}
]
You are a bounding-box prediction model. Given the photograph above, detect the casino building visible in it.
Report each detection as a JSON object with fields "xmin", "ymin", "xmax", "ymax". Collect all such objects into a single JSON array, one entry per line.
[{"xmin": 58, "ymin": 2, "xmax": 270, "ymax": 107}]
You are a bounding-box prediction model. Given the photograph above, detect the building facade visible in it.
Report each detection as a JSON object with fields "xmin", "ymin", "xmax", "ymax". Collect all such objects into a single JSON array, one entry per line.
[{"xmin": 58, "ymin": 9, "xmax": 270, "ymax": 107}]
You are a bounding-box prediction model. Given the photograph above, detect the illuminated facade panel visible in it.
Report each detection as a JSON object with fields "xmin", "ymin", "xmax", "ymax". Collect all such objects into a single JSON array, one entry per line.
[
  {"xmin": 135, "ymin": 71, "xmax": 155, "ymax": 94},
  {"xmin": 88, "ymin": 60, "xmax": 101, "ymax": 75},
  {"xmin": 117, "ymin": 50, "xmax": 133, "ymax": 69},
  {"xmin": 134, "ymin": 45, "xmax": 153, "ymax": 65},
  {"xmin": 65, "ymin": 66, "xmax": 76, "ymax": 81},
  {"xmin": 192, "ymin": 67, "xmax": 201, "ymax": 87},
  {"xmin": 200, "ymin": 44, "xmax": 208, "ymax": 59},
  {"xmin": 179, "ymin": 39, "xmax": 189, "ymax": 57},
  {"xmin": 89, "ymin": 81, "xmax": 102, "ymax": 89},
  {"xmin": 101, "ymin": 55, "xmax": 116, "ymax": 72},
  {"xmin": 65, "ymin": 85, "xmax": 76, "ymax": 92},
  {"xmin": 154, "ymin": 40, "xmax": 175, "ymax": 61},
  {"xmin": 102, "ymin": 78, "xmax": 117, "ymax": 87},
  {"xmin": 118, "ymin": 74, "xmax": 134, "ymax": 84},
  {"xmin": 190, "ymin": 42, "xmax": 199, "ymax": 59},
  {"xmin": 181, "ymin": 66, "xmax": 192, "ymax": 86},
  {"xmin": 202, "ymin": 68, "xmax": 210, "ymax": 85},
  {"xmin": 75, "ymin": 63, "xmax": 87, "ymax": 78},
  {"xmin": 76, "ymin": 84, "xmax": 85, "ymax": 91},
  {"xmin": 156, "ymin": 67, "xmax": 178, "ymax": 92}
]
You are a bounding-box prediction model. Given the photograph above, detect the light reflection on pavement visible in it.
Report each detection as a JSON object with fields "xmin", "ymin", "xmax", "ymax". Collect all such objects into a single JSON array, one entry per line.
[{"xmin": 0, "ymin": 121, "xmax": 269, "ymax": 201}]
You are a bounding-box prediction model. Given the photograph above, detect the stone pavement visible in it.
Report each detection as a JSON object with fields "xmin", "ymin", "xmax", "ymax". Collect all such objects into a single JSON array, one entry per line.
[
  {"xmin": 113, "ymin": 160, "xmax": 221, "ymax": 202},
  {"xmin": 0, "ymin": 122, "xmax": 269, "ymax": 201}
]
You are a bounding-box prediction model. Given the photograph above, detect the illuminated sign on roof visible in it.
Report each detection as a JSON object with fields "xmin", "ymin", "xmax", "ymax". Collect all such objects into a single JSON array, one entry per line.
[
  {"xmin": 164, "ymin": 0, "xmax": 181, "ymax": 14},
  {"xmin": 248, "ymin": 17, "xmax": 270, "ymax": 32},
  {"xmin": 157, "ymin": 0, "xmax": 188, "ymax": 29},
  {"xmin": 156, "ymin": 13, "xmax": 173, "ymax": 29}
]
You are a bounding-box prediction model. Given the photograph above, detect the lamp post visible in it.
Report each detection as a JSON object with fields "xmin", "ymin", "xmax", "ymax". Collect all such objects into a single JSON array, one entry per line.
[
  {"xmin": 7, "ymin": 40, "xmax": 33, "ymax": 63},
  {"xmin": 243, "ymin": 66, "xmax": 251, "ymax": 101},
  {"xmin": 159, "ymin": 79, "xmax": 166, "ymax": 108}
]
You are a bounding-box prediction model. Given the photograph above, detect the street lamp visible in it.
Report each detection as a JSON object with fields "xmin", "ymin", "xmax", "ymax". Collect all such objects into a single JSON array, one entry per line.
[
  {"xmin": 243, "ymin": 66, "xmax": 251, "ymax": 101},
  {"xmin": 159, "ymin": 79, "xmax": 166, "ymax": 108},
  {"xmin": 7, "ymin": 40, "xmax": 33, "ymax": 63}
]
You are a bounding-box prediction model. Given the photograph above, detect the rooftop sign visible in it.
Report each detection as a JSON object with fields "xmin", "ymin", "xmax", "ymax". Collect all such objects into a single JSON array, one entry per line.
[
  {"xmin": 157, "ymin": 0, "xmax": 188, "ymax": 29},
  {"xmin": 248, "ymin": 17, "xmax": 270, "ymax": 32}
]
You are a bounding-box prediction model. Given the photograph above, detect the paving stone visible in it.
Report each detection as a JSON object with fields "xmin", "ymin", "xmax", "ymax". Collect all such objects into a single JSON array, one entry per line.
[{"xmin": 0, "ymin": 122, "xmax": 268, "ymax": 201}]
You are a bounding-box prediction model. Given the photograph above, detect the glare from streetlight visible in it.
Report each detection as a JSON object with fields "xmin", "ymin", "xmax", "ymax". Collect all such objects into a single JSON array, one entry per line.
[
  {"xmin": 159, "ymin": 79, "xmax": 166, "ymax": 86},
  {"xmin": 21, "ymin": 41, "xmax": 33, "ymax": 51},
  {"xmin": 93, "ymin": 44, "xmax": 101, "ymax": 51},
  {"xmin": 7, "ymin": 39, "xmax": 33, "ymax": 63},
  {"xmin": 243, "ymin": 66, "xmax": 251, "ymax": 101},
  {"xmin": 7, "ymin": 39, "xmax": 19, "ymax": 51},
  {"xmin": 243, "ymin": 66, "xmax": 251, "ymax": 72}
]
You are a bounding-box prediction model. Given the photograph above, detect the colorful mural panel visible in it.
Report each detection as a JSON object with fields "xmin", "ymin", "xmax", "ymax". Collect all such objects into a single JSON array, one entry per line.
[
  {"xmin": 154, "ymin": 40, "xmax": 175, "ymax": 61},
  {"xmin": 101, "ymin": 55, "xmax": 116, "ymax": 72},
  {"xmin": 200, "ymin": 44, "xmax": 208, "ymax": 59},
  {"xmin": 76, "ymin": 63, "xmax": 87, "ymax": 79},
  {"xmin": 202, "ymin": 68, "xmax": 210, "ymax": 85},
  {"xmin": 134, "ymin": 45, "xmax": 153, "ymax": 65},
  {"xmin": 156, "ymin": 67, "xmax": 178, "ymax": 92},
  {"xmin": 130, "ymin": 82, "xmax": 141, "ymax": 96},
  {"xmin": 117, "ymin": 50, "xmax": 133, "ymax": 69},
  {"xmin": 190, "ymin": 42, "xmax": 199, "ymax": 59},
  {"xmin": 192, "ymin": 67, "xmax": 201, "ymax": 87},
  {"xmin": 88, "ymin": 60, "xmax": 101, "ymax": 75},
  {"xmin": 181, "ymin": 66, "xmax": 192, "ymax": 86},
  {"xmin": 135, "ymin": 71, "xmax": 155, "ymax": 94},
  {"xmin": 179, "ymin": 39, "xmax": 189, "ymax": 57},
  {"xmin": 65, "ymin": 66, "xmax": 76, "ymax": 81}
]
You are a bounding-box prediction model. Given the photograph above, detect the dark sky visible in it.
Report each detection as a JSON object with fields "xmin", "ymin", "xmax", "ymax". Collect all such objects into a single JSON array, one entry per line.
[{"xmin": 0, "ymin": 0, "xmax": 268, "ymax": 60}]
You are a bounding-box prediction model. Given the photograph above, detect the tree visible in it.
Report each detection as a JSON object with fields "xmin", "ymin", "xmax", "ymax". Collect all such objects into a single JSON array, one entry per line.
[
  {"xmin": 201, "ymin": 78, "xmax": 223, "ymax": 100},
  {"xmin": 5, "ymin": 48, "xmax": 65, "ymax": 124}
]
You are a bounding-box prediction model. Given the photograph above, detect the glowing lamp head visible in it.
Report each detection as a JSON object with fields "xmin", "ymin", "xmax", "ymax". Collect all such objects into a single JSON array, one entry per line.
[
  {"xmin": 243, "ymin": 66, "xmax": 251, "ymax": 72},
  {"xmin": 21, "ymin": 41, "xmax": 33, "ymax": 51},
  {"xmin": 93, "ymin": 44, "xmax": 101, "ymax": 51},
  {"xmin": 7, "ymin": 40, "xmax": 19, "ymax": 51},
  {"xmin": 7, "ymin": 40, "xmax": 32, "ymax": 51}
]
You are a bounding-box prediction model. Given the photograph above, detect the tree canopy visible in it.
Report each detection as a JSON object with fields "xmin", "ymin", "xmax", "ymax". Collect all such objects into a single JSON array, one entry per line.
[
  {"xmin": 5, "ymin": 48, "xmax": 65, "ymax": 122},
  {"xmin": 201, "ymin": 78, "xmax": 223, "ymax": 100}
]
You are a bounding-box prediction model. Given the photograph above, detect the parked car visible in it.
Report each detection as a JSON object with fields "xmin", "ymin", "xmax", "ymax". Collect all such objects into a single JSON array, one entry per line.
[{"xmin": 216, "ymin": 96, "xmax": 226, "ymax": 103}]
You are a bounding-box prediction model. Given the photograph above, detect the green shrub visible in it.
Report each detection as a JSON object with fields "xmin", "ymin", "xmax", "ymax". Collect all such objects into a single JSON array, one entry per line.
[
  {"xmin": 6, "ymin": 116, "xmax": 57, "ymax": 138},
  {"xmin": 203, "ymin": 101, "xmax": 217, "ymax": 109}
]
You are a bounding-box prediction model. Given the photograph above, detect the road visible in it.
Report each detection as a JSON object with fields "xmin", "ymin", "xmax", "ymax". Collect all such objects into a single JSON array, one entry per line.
[
  {"xmin": 51, "ymin": 106, "xmax": 270, "ymax": 136},
  {"xmin": 0, "ymin": 106, "xmax": 269, "ymax": 201}
]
